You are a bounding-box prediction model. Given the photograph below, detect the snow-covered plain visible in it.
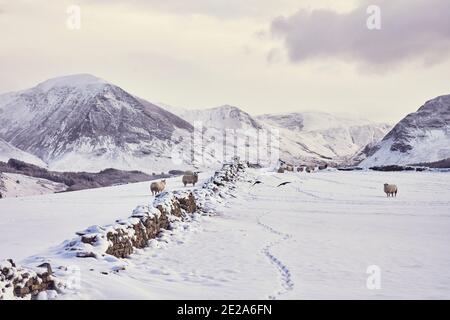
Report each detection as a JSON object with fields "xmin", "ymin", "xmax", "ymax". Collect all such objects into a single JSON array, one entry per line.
[
  {"xmin": 1, "ymin": 169, "xmax": 449, "ymax": 299},
  {"xmin": 0, "ymin": 172, "xmax": 212, "ymax": 262}
]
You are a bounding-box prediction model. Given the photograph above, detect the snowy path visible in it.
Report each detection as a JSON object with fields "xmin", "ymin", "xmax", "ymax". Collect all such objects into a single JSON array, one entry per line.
[{"xmin": 1, "ymin": 169, "xmax": 450, "ymax": 299}]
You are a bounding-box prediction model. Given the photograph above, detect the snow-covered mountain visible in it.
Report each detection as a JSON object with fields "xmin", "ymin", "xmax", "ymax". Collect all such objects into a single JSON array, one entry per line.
[
  {"xmin": 162, "ymin": 104, "xmax": 391, "ymax": 165},
  {"xmin": 164, "ymin": 104, "xmax": 262, "ymax": 130},
  {"xmin": 0, "ymin": 138, "xmax": 47, "ymax": 167},
  {"xmin": 360, "ymin": 94, "xmax": 450, "ymax": 167},
  {"xmin": 257, "ymin": 112, "xmax": 391, "ymax": 164},
  {"xmin": 158, "ymin": 104, "xmax": 268, "ymax": 166},
  {"xmin": 0, "ymin": 74, "xmax": 391, "ymax": 172},
  {"xmin": 0, "ymin": 74, "xmax": 194, "ymax": 172}
]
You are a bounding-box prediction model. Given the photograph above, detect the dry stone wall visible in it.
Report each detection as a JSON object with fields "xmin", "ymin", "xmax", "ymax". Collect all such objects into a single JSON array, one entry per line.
[
  {"xmin": 0, "ymin": 260, "xmax": 56, "ymax": 300},
  {"xmin": 67, "ymin": 161, "xmax": 246, "ymax": 259},
  {"xmin": 0, "ymin": 161, "xmax": 247, "ymax": 299}
]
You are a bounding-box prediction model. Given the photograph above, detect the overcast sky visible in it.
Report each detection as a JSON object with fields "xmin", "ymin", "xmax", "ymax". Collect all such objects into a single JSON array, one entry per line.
[{"xmin": 0, "ymin": 0, "xmax": 449, "ymax": 123}]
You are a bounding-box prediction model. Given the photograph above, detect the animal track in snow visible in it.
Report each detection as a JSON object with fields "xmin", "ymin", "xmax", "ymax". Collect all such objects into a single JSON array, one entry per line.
[{"xmin": 257, "ymin": 211, "xmax": 294, "ymax": 299}]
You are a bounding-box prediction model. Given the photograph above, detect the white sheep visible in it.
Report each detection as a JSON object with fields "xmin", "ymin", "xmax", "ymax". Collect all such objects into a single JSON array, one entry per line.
[
  {"xmin": 285, "ymin": 164, "xmax": 294, "ymax": 172},
  {"xmin": 182, "ymin": 172, "xmax": 198, "ymax": 186},
  {"xmin": 151, "ymin": 179, "xmax": 166, "ymax": 195},
  {"xmin": 383, "ymin": 183, "xmax": 398, "ymax": 197}
]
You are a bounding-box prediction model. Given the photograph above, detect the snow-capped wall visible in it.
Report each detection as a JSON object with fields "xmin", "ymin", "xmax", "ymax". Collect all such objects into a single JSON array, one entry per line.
[
  {"xmin": 0, "ymin": 161, "xmax": 246, "ymax": 299},
  {"xmin": 66, "ymin": 161, "xmax": 247, "ymax": 259},
  {"xmin": 0, "ymin": 260, "xmax": 56, "ymax": 300}
]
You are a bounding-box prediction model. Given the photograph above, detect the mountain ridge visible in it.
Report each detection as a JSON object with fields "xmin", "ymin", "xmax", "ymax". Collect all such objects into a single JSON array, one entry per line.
[
  {"xmin": 0, "ymin": 73, "xmax": 411, "ymax": 171},
  {"xmin": 0, "ymin": 74, "xmax": 194, "ymax": 172},
  {"xmin": 360, "ymin": 94, "xmax": 450, "ymax": 167}
]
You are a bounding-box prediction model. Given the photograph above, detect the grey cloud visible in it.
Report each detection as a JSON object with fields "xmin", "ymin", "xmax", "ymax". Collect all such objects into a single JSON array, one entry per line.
[{"xmin": 270, "ymin": 0, "xmax": 450, "ymax": 69}]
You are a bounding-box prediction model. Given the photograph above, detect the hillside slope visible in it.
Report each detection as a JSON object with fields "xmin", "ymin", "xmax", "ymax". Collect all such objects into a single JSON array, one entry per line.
[
  {"xmin": 0, "ymin": 74, "xmax": 194, "ymax": 172},
  {"xmin": 360, "ymin": 94, "xmax": 450, "ymax": 167}
]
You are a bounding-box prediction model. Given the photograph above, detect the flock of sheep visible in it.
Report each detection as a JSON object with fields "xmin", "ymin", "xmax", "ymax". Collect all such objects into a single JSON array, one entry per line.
[
  {"xmin": 277, "ymin": 162, "xmax": 398, "ymax": 198},
  {"xmin": 277, "ymin": 163, "xmax": 328, "ymax": 173},
  {"xmin": 150, "ymin": 165, "xmax": 399, "ymax": 198},
  {"xmin": 150, "ymin": 171, "xmax": 199, "ymax": 195}
]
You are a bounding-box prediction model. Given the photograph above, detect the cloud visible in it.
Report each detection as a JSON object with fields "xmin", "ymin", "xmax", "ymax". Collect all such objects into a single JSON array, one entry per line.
[
  {"xmin": 85, "ymin": 0, "xmax": 298, "ymax": 19},
  {"xmin": 270, "ymin": 0, "xmax": 450, "ymax": 69}
]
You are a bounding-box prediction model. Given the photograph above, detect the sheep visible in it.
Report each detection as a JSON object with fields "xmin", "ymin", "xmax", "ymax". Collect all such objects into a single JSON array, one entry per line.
[
  {"xmin": 182, "ymin": 172, "xmax": 198, "ymax": 187},
  {"xmin": 150, "ymin": 179, "xmax": 166, "ymax": 195},
  {"xmin": 319, "ymin": 164, "xmax": 328, "ymax": 170},
  {"xmin": 297, "ymin": 167, "xmax": 304, "ymax": 172},
  {"xmin": 285, "ymin": 164, "xmax": 294, "ymax": 172},
  {"xmin": 383, "ymin": 183, "xmax": 398, "ymax": 197}
]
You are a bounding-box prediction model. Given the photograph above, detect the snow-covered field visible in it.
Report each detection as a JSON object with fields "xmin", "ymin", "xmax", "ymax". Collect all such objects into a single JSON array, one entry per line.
[
  {"xmin": 0, "ymin": 173, "xmax": 66, "ymax": 198},
  {"xmin": 0, "ymin": 172, "xmax": 212, "ymax": 262},
  {"xmin": 1, "ymin": 169, "xmax": 449, "ymax": 299}
]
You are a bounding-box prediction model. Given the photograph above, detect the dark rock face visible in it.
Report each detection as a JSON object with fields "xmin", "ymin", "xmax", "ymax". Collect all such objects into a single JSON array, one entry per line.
[
  {"xmin": 0, "ymin": 75, "xmax": 194, "ymax": 165},
  {"xmin": 382, "ymin": 94, "xmax": 450, "ymax": 153}
]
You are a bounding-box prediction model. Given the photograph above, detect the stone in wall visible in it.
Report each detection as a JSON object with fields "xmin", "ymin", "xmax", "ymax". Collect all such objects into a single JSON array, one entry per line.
[{"xmin": 0, "ymin": 260, "xmax": 56, "ymax": 300}]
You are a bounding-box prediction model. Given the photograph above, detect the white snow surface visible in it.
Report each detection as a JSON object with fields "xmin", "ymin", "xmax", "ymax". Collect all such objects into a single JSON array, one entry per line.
[
  {"xmin": 162, "ymin": 104, "xmax": 261, "ymax": 130},
  {"xmin": 35, "ymin": 74, "xmax": 107, "ymax": 92},
  {"xmin": 0, "ymin": 173, "xmax": 66, "ymax": 198},
  {"xmin": 1, "ymin": 169, "xmax": 449, "ymax": 299},
  {"xmin": 0, "ymin": 172, "xmax": 212, "ymax": 262}
]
